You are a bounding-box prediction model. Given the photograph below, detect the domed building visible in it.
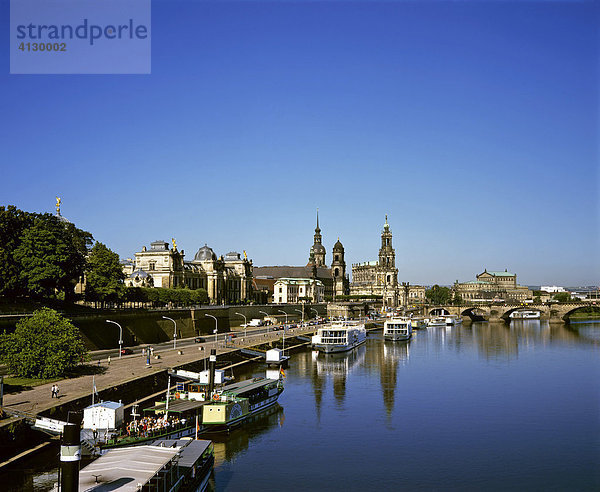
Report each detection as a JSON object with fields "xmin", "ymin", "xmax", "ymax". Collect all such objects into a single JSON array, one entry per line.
[{"xmin": 125, "ymin": 239, "xmax": 253, "ymax": 304}]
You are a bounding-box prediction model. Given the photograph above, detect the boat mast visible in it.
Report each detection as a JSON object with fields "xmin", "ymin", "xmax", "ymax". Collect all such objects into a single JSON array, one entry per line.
[{"xmin": 165, "ymin": 375, "xmax": 171, "ymax": 419}]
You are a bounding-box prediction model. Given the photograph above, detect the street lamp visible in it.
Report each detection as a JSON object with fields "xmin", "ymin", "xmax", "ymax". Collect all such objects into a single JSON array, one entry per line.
[
  {"xmin": 106, "ymin": 320, "xmax": 123, "ymax": 358},
  {"xmin": 294, "ymin": 309, "xmax": 304, "ymax": 323},
  {"xmin": 278, "ymin": 310, "xmax": 288, "ymax": 325},
  {"xmin": 235, "ymin": 312, "xmax": 247, "ymax": 337},
  {"xmin": 278, "ymin": 310, "xmax": 288, "ymax": 356},
  {"xmin": 162, "ymin": 316, "xmax": 177, "ymax": 349},
  {"xmin": 205, "ymin": 314, "xmax": 218, "ymax": 346},
  {"xmin": 311, "ymin": 308, "xmax": 319, "ymax": 319}
]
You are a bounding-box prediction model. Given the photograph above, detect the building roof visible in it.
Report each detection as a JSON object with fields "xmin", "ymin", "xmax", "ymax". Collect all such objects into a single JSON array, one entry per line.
[
  {"xmin": 194, "ymin": 244, "xmax": 217, "ymax": 262},
  {"xmin": 253, "ymin": 265, "xmax": 331, "ymax": 279},
  {"xmin": 149, "ymin": 439, "xmax": 212, "ymax": 469},
  {"xmin": 354, "ymin": 261, "xmax": 378, "ymax": 267},
  {"xmin": 486, "ymin": 271, "xmax": 515, "ymax": 277},
  {"xmin": 275, "ymin": 277, "xmax": 324, "ymax": 286},
  {"xmin": 144, "ymin": 399, "xmax": 208, "ymax": 414},
  {"xmin": 79, "ymin": 445, "xmax": 180, "ymax": 491},
  {"xmin": 85, "ymin": 401, "xmax": 123, "ymax": 411}
]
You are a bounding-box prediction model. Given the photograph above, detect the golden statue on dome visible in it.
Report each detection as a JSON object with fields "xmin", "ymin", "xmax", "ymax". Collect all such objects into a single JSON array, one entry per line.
[
  {"xmin": 56, "ymin": 196, "xmax": 61, "ymax": 215},
  {"xmin": 172, "ymin": 238, "xmax": 177, "ymax": 251}
]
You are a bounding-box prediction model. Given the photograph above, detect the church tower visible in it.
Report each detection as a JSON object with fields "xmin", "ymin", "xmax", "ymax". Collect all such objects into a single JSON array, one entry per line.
[
  {"xmin": 379, "ymin": 215, "xmax": 395, "ymax": 268},
  {"xmin": 332, "ymin": 237, "xmax": 348, "ymax": 297},
  {"xmin": 308, "ymin": 210, "xmax": 326, "ymax": 267}
]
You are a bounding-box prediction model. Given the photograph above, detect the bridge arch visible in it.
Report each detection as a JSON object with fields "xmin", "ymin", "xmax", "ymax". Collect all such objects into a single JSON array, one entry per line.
[
  {"xmin": 460, "ymin": 307, "xmax": 488, "ymax": 320},
  {"xmin": 501, "ymin": 306, "xmax": 545, "ymax": 321},
  {"xmin": 561, "ymin": 305, "xmax": 600, "ymax": 322}
]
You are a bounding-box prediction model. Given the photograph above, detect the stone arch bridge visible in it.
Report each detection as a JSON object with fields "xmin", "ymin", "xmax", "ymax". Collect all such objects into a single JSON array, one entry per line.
[{"xmin": 417, "ymin": 303, "xmax": 590, "ymax": 323}]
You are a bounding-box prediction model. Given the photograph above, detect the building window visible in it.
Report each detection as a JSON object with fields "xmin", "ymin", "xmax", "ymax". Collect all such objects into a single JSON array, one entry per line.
[
  {"xmin": 279, "ymin": 287, "xmax": 282, "ymax": 293},
  {"xmin": 149, "ymin": 262, "xmax": 156, "ymax": 270},
  {"xmin": 335, "ymin": 255, "xmax": 339, "ymax": 261}
]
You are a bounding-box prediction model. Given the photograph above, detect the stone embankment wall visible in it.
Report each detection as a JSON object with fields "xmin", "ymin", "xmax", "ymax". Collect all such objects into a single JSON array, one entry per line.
[{"xmin": 0, "ymin": 304, "xmax": 326, "ymax": 351}]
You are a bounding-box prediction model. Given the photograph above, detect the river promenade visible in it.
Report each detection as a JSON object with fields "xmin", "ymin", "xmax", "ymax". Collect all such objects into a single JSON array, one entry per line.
[{"xmin": 1, "ymin": 324, "xmax": 316, "ymax": 427}]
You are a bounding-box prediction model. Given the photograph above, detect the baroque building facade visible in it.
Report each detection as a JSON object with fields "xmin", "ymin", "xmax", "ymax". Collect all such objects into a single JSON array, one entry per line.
[
  {"xmin": 350, "ymin": 216, "xmax": 400, "ymax": 307},
  {"xmin": 273, "ymin": 278, "xmax": 325, "ymax": 304},
  {"xmin": 453, "ymin": 269, "xmax": 532, "ymax": 302},
  {"xmin": 124, "ymin": 239, "xmax": 253, "ymax": 304}
]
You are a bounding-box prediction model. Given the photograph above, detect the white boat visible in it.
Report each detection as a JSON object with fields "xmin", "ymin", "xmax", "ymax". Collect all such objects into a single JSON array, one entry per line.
[
  {"xmin": 444, "ymin": 314, "xmax": 463, "ymax": 326},
  {"xmin": 510, "ymin": 310, "xmax": 540, "ymax": 319},
  {"xmin": 383, "ymin": 317, "xmax": 413, "ymax": 341},
  {"xmin": 311, "ymin": 321, "xmax": 367, "ymax": 353},
  {"xmin": 427, "ymin": 316, "xmax": 446, "ymax": 327}
]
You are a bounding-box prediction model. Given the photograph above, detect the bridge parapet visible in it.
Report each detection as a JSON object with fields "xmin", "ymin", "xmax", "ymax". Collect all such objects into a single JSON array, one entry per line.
[{"xmin": 423, "ymin": 303, "xmax": 590, "ymax": 324}]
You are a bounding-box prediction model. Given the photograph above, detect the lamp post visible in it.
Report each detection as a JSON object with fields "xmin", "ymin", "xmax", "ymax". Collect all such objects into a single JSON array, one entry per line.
[
  {"xmin": 259, "ymin": 311, "xmax": 270, "ymax": 332},
  {"xmin": 278, "ymin": 310, "xmax": 288, "ymax": 355},
  {"xmin": 235, "ymin": 312, "xmax": 247, "ymax": 337},
  {"xmin": 294, "ymin": 309, "xmax": 304, "ymax": 323},
  {"xmin": 162, "ymin": 316, "xmax": 177, "ymax": 349},
  {"xmin": 311, "ymin": 308, "xmax": 319, "ymax": 319},
  {"xmin": 205, "ymin": 314, "xmax": 218, "ymax": 346},
  {"xmin": 106, "ymin": 320, "xmax": 123, "ymax": 358}
]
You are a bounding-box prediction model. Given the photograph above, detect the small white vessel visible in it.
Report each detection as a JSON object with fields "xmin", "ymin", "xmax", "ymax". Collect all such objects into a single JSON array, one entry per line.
[
  {"xmin": 510, "ymin": 310, "xmax": 541, "ymax": 319},
  {"xmin": 312, "ymin": 320, "xmax": 367, "ymax": 354},
  {"xmin": 383, "ymin": 317, "xmax": 413, "ymax": 341},
  {"xmin": 427, "ymin": 317, "xmax": 446, "ymax": 327},
  {"xmin": 444, "ymin": 314, "xmax": 463, "ymax": 326}
]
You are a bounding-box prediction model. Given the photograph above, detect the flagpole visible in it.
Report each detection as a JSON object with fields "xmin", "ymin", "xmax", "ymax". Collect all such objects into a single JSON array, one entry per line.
[{"xmin": 92, "ymin": 375, "xmax": 95, "ymax": 406}]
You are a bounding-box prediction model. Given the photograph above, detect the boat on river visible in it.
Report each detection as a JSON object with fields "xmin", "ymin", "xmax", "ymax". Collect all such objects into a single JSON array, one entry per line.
[
  {"xmin": 383, "ymin": 317, "xmax": 413, "ymax": 341},
  {"xmin": 427, "ymin": 317, "xmax": 446, "ymax": 327},
  {"xmin": 410, "ymin": 316, "xmax": 428, "ymax": 329},
  {"xmin": 84, "ymin": 349, "xmax": 284, "ymax": 451},
  {"xmin": 443, "ymin": 314, "xmax": 463, "ymax": 325},
  {"xmin": 311, "ymin": 320, "xmax": 367, "ymax": 353},
  {"xmin": 510, "ymin": 310, "xmax": 541, "ymax": 319}
]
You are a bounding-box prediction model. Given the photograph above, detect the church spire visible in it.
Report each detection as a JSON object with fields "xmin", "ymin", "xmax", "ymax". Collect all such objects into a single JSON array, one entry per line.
[{"xmin": 315, "ymin": 208, "xmax": 320, "ymax": 233}]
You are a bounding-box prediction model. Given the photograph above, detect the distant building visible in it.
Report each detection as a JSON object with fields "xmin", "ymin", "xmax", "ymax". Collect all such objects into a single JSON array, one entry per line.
[
  {"xmin": 350, "ymin": 216, "xmax": 400, "ymax": 307},
  {"xmin": 273, "ymin": 278, "xmax": 324, "ymax": 304},
  {"xmin": 454, "ymin": 269, "xmax": 532, "ymax": 302},
  {"xmin": 124, "ymin": 240, "xmax": 253, "ymax": 304},
  {"xmin": 540, "ymin": 285, "xmax": 567, "ymax": 293}
]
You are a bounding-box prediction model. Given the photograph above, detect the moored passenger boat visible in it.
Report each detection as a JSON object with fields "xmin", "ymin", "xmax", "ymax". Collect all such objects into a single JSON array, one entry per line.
[
  {"xmin": 410, "ymin": 316, "xmax": 428, "ymax": 329},
  {"xmin": 443, "ymin": 314, "xmax": 463, "ymax": 325},
  {"xmin": 427, "ymin": 316, "xmax": 446, "ymax": 327},
  {"xmin": 311, "ymin": 320, "xmax": 367, "ymax": 353},
  {"xmin": 510, "ymin": 310, "xmax": 541, "ymax": 319},
  {"xmin": 383, "ymin": 317, "xmax": 413, "ymax": 341}
]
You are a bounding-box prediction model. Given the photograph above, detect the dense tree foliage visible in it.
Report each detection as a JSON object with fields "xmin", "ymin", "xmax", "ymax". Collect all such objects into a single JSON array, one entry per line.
[
  {"xmin": 122, "ymin": 287, "xmax": 209, "ymax": 307},
  {"xmin": 0, "ymin": 206, "xmax": 35, "ymax": 297},
  {"xmin": 0, "ymin": 206, "xmax": 92, "ymax": 301},
  {"xmin": 552, "ymin": 292, "xmax": 572, "ymax": 303},
  {"xmin": 425, "ymin": 285, "xmax": 452, "ymax": 305},
  {"xmin": 86, "ymin": 242, "xmax": 125, "ymax": 306},
  {"xmin": 0, "ymin": 308, "xmax": 88, "ymax": 378}
]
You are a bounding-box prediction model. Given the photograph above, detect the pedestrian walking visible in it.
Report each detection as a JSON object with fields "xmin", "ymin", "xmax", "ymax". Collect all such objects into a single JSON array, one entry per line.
[
  {"xmin": 55, "ymin": 384, "xmax": 60, "ymax": 398},
  {"xmin": 92, "ymin": 425, "xmax": 98, "ymax": 440},
  {"xmin": 107, "ymin": 356, "xmax": 111, "ymax": 365},
  {"xmin": 51, "ymin": 384, "xmax": 56, "ymax": 398}
]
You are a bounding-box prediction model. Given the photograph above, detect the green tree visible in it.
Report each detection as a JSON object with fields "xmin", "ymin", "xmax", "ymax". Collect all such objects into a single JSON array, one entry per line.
[
  {"xmin": 426, "ymin": 285, "xmax": 452, "ymax": 305},
  {"xmin": 0, "ymin": 308, "xmax": 88, "ymax": 378},
  {"xmin": 191, "ymin": 288, "xmax": 209, "ymax": 305},
  {"xmin": 13, "ymin": 214, "xmax": 92, "ymax": 301},
  {"xmin": 553, "ymin": 292, "xmax": 572, "ymax": 303},
  {"xmin": 0, "ymin": 206, "xmax": 35, "ymax": 298},
  {"xmin": 85, "ymin": 242, "xmax": 125, "ymax": 306},
  {"xmin": 452, "ymin": 292, "xmax": 463, "ymax": 306}
]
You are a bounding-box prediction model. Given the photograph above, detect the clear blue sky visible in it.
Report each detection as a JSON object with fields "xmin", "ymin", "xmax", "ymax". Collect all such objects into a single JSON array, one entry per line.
[{"xmin": 1, "ymin": 0, "xmax": 598, "ymax": 286}]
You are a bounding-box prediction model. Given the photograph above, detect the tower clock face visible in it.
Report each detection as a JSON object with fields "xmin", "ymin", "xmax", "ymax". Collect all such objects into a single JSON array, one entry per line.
[{"xmin": 230, "ymin": 403, "xmax": 243, "ymax": 419}]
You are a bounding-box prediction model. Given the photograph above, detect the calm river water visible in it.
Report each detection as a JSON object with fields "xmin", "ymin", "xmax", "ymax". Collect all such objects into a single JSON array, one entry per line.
[{"xmin": 7, "ymin": 320, "xmax": 600, "ymax": 491}]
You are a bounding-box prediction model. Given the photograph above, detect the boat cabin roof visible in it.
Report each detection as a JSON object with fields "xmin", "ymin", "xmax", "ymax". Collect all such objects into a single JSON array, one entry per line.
[
  {"xmin": 145, "ymin": 399, "xmax": 208, "ymax": 413},
  {"xmin": 79, "ymin": 444, "xmax": 180, "ymax": 491},
  {"xmin": 222, "ymin": 378, "xmax": 277, "ymax": 396}
]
